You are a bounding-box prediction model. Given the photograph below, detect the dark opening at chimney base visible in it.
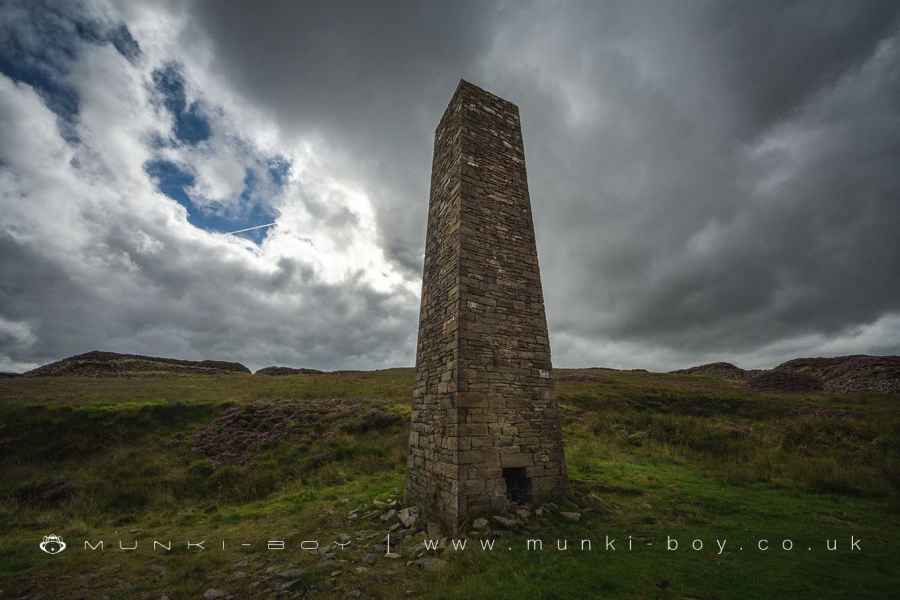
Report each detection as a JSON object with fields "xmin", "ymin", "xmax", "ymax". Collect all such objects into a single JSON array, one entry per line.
[{"xmin": 503, "ymin": 467, "xmax": 532, "ymax": 504}]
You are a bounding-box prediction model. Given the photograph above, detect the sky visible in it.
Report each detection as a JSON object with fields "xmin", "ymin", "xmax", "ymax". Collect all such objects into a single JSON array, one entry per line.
[{"xmin": 1, "ymin": 1, "xmax": 899, "ymax": 373}]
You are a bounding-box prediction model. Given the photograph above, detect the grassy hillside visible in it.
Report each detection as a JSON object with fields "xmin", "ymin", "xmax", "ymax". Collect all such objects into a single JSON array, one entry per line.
[{"xmin": 1, "ymin": 369, "xmax": 898, "ymax": 598}]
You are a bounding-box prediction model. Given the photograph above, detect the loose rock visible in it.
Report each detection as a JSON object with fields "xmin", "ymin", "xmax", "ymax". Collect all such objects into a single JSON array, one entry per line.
[
  {"xmin": 492, "ymin": 515, "xmax": 520, "ymax": 529},
  {"xmin": 398, "ymin": 507, "xmax": 419, "ymax": 528},
  {"xmin": 380, "ymin": 509, "xmax": 397, "ymax": 522}
]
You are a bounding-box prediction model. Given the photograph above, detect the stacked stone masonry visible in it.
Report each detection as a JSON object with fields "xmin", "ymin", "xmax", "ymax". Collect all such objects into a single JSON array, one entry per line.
[{"xmin": 405, "ymin": 79, "xmax": 567, "ymax": 534}]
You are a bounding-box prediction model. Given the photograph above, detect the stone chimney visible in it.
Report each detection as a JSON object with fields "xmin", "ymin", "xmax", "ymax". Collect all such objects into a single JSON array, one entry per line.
[{"xmin": 405, "ymin": 80, "xmax": 567, "ymax": 533}]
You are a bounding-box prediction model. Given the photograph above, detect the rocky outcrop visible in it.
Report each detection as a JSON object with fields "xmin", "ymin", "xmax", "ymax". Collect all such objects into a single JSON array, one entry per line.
[
  {"xmin": 775, "ymin": 355, "xmax": 900, "ymax": 394},
  {"xmin": 748, "ymin": 369, "xmax": 824, "ymax": 392},
  {"xmin": 672, "ymin": 355, "xmax": 899, "ymax": 395},
  {"xmin": 254, "ymin": 366, "xmax": 324, "ymax": 376},
  {"xmin": 671, "ymin": 362, "xmax": 753, "ymax": 381},
  {"xmin": 24, "ymin": 351, "xmax": 250, "ymax": 377}
]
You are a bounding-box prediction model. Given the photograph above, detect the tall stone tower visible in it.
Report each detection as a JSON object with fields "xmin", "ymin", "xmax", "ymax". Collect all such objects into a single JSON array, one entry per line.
[{"xmin": 406, "ymin": 80, "xmax": 567, "ymax": 533}]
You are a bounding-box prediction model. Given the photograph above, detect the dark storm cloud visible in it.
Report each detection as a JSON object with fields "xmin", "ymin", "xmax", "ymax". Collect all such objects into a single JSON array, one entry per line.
[
  {"xmin": 1, "ymin": 0, "xmax": 899, "ymax": 372},
  {"xmin": 472, "ymin": 0, "xmax": 900, "ymax": 366},
  {"xmin": 700, "ymin": 1, "xmax": 899, "ymax": 136}
]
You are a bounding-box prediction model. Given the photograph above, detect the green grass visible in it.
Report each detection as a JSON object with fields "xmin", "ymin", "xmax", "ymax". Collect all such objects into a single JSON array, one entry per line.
[{"xmin": 0, "ymin": 369, "xmax": 898, "ymax": 598}]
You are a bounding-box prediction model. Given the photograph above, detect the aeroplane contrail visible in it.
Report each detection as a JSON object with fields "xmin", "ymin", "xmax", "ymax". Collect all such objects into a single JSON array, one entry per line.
[{"xmin": 224, "ymin": 222, "xmax": 277, "ymax": 235}]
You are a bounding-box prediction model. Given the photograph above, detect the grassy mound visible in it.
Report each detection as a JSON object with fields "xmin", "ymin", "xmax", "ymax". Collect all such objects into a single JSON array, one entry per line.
[{"xmin": 24, "ymin": 350, "xmax": 251, "ymax": 377}]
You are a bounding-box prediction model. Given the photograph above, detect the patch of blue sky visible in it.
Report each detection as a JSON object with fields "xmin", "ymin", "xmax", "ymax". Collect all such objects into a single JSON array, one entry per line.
[
  {"xmin": 0, "ymin": 31, "xmax": 80, "ymax": 137},
  {"xmin": 151, "ymin": 63, "xmax": 211, "ymax": 146},
  {"xmin": 144, "ymin": 159, "xmax": 284, "ymax": 244},
  {"xmin": 0, "ymin": 4, "xmax": 142, "ymax": 141},
  {"xmin": 76, "ymin": 21, "xmax": 141, "ymax": 63},
  {"xmin": 144, "ymin": 159, "xmax": 195, "ymax": 207}
]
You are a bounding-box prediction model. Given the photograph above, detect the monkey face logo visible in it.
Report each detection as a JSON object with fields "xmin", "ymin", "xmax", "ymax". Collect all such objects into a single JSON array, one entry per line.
[{"xmin": 39, "ymin": 534, "xmax": 66, "ymax": 555}]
